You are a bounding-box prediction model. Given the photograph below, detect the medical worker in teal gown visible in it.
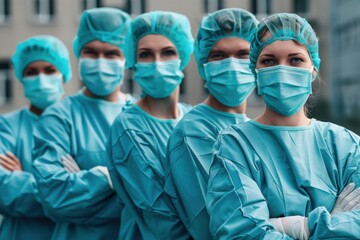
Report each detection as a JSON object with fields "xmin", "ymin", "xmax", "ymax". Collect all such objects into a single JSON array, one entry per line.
[
  {"xmin": 107, "ymin": 11, "xmax": 194, "ymax": 240},
  {"xmin": 0, "ymin": 35, "xmax": 71, "ymax": 240},
  {"xmin": 207, "ymin": 13, "xmax": 360, "ymax": 239},
  {"xmin": 32, "ymin": 8, "xmax": 134, "ymax": 240},
  {"xmin": 164, "ymin": 8, "xmax": 258, "ymax": 240}
]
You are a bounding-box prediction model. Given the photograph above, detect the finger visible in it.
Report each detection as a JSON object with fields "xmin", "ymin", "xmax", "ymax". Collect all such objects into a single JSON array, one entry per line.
[
  {"xmin": 344, "ymin": 188, "xmax": 360, "ymax": 210},
  {"xmin": 350, "ymin": 200, "xmax": 360, "ymax": 211},
  {"xmin": 5, "ymin": 151, "xmax": 20, "ymax": 162},
  {"xmin": 0, "ymin": 159, "xmax": 15, "ymax": 171},
  {"xmin": 64, "ymin": 155, "xmax": 80, "ymax": 172},
  {"xmin": 62, "ymin": 158, "xmax": 76, "ymax": 173},
  {"xmin": 64, "ymin": 156, "xmax": 80, "ymax": 173},
  {"xmin": 337, "ymin": 183, "xmax": 355, "ymax": 207},
  {"xmin": 0, "ymin": 154, "xmax": 16, "ymax": 167},
  {"xmin": 61, "ymin": 156, "xmax": 76, "ymax": 173}
]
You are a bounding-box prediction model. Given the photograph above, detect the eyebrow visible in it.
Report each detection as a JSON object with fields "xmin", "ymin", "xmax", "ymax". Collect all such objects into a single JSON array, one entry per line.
[
  {"xmin": 288, "ymin": 53, "xmax": 306, "ymax": 57},
  {"xmin": 258, "ymin": 53, "xmax": 275, "ymax": 58}
]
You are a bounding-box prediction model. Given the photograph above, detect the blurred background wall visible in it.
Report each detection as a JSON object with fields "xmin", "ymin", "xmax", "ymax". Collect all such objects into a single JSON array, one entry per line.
[{"xmin": 0, "ymin": 0, "xmax": 359, "ymax": 134}]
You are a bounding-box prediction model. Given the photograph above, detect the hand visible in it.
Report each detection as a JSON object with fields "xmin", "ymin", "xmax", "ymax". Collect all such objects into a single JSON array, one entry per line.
[
  {"xmin": 61, "ymin": 154, "xmax": 81, "ymax": 173},
  {"xmin": 331, "ymin": 182, "xmax": 360, "ymax": 215},
  {"xmin": 0, "ymin": 151, "xmax": 22, "ymax": 171},
  {"xmin": 269, "ymin": 216, "xmax": 309, "ymax": 240}
]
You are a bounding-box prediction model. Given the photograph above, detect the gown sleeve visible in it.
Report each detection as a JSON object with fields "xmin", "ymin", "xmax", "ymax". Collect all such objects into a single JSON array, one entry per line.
[
  {"xmin": 307, "ymin": 126, "xmax": 360, "ymax": 239},
  {"xmin": 0, "ymin": 114, "xmax": 45, "ymax": 217},
  {"xmin": 206, "ymin": 128, "xmax": 293, "ymax": 240},
  {"xmin": 32, "ymin": 110, "xmax": 119, "ymax": 225},
  {"xmin": 107, "ymin": 117, "xmax": 191, "ymax": 239}
]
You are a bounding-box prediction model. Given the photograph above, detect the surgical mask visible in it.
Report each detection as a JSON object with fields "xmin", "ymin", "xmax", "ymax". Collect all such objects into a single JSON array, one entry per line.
[
  {"xmin": 256, "ymin": 65, "xmax": 313, "ymax": 116},
  {"xmin": 23, "ymin": 73, "xmax": 64, "ymax": 109},
  {"xmin": 133, "ymin": 59, "xmax": 184, "ymax": 99},
  {"xmin": 204, "ymin": 58, "xmax": 255, "ymax": 107},
  {"xmin": 79, "ymin": 58, "xmax": 125, "ymax": 96}
]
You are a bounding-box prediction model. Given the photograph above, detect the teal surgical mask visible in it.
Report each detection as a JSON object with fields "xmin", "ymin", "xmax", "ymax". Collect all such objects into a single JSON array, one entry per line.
[
  {"xmin": 204, "ymin": 58, "xmax": 255, "ymax": 107},
  {"xmin": 256, "ymin": 65, "xmax": 313, "ymax": 116},
  {"xmin": 79, "ymin": 58, "xmax": 125, "ymax": 96},
  {"xmin": 23, "ymin": 73, "xmax": 64, "ymax": 109},
  {"xmin": 133, "ymin": 59, "xmax": 184, "ymax": 99}
]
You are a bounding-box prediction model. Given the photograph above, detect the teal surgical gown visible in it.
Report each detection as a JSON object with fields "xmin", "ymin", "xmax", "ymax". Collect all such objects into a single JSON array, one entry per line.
[
  {"xmin": 164, "ymin": 103, "xmax": 248, "ymax": 239},
  {"xmin": 0, "ymin": 108, "xmax": 55, "ymax": 240},
  {"xmin": 32, "ymin": 92, "xmax": 134, "ymax": 240},
  {"xmin": 107, "ymin": 103, "xmax": 192, "ymax": 240},
  {"xmin": 207, "ymin": 119, "xmax": 360, "ymax": 239}
]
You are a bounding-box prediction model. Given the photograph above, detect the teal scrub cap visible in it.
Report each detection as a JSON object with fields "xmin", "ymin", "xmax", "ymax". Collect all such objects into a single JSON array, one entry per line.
[
  {"xmin": 194, "ymin": 8, "xmax": 259, "ymax": 79},
  {"xmin": 125, "ymin": 11, "xmax": 194, "ymax": 70},
  {"xmin": 73, "ymin": 7, "xmax": 131, "ymax": 58},
  {"xmin": 12, "ymin": 35, "xmax": 72, "ymax": 82},
  {"xmin": 250, "ymin": 13, "xmax": 321, "ymax": 76}
]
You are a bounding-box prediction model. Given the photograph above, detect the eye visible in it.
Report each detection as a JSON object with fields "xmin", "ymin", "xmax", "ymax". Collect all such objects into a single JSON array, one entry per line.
[
  {"xmin": 44, "ymin": 66, "xmax": 58, "ymax": 75},
  {"xmin": 208, "ymin": 52, "xmax": 227, "ymax": 61},
  {"xmin": 235, "ymin": 51, "xmax": 250, "ymax": 59},
  {"xmin": 23, "ymin": 68, "xmax": 38, "ymax": 77},
  {"xmin": 104, "ymin": 50, "xmax": 121, "ymax": 59},
  {"xmin": 82, "ymin": 48, "xmax": 98, "ymax": 58},
  {"xmin": 261, "ymin": 58, "xmax": 276, "ymax": 65},
  {"xmin": 290, "ymin": 57, "xmax": 304, "ymax": 64},
  {"xmin": 138, "ymin": 50, "xmax": 152, "ymax": 59},
  {"xmin": 162, "ymin": 49, "xmax": 177, "ymax": 57}
]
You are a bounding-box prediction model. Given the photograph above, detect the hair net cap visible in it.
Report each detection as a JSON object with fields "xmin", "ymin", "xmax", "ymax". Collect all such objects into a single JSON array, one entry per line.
[
  {"xmin": 250, "ymin": 13, "xmax": 321, "ymax": 77},
  {"xmin": 12, "ymin": 35, "xmax": 72, "ymax": 83},
  {"xmin": 194, "ymin": 8, "xmax": 259, "ymax": 79},
  {"xmin": 73, "ymin": 7, "xmax": 131, "ymax": 58},
  {"xmin": 125, "ymin": 11, "xmax": 194, "ymax": 70}
]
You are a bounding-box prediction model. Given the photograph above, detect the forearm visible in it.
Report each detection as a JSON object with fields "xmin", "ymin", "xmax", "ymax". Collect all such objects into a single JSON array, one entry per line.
[
  {"xmin": 308, "ymin": 207, "xmax": 360, "ymax": 239},
  {"xmin": 0, "ymin": 170, "xmax": 45, "ymax": 217},
  {"xmin": 33, "ymin": 162, "xmax": 117, "ymax": 224}
]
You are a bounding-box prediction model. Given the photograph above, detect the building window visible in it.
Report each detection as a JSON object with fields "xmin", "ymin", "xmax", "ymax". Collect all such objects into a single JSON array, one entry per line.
[
  {"xmin": 0, "ymin": 0, "xmax": 10, "ymax": 23},
  {"xmin": 293, "ymin": 0, "xmax": 309, "ymax": 14},
  {"xmin": 82, "ymin": 0, "xmax": 102, "ymax": 10},
  {"xmin": 251, "ymin": 0, "xmax": 271, "ymax": 18},
  {"xmin": 0, "ymin": 60, "xmax": 12, "ymax": 106},
  {"xmin": 32, "ymin": 0, "xmax": 55, "ymax": 24},
  {"xmin": 204, "ymin": 0, "xmax": 223, "ymax": 13},
  {"xmin": 127, "ymin": 0, "xmax": 145, "ymax": 16}
]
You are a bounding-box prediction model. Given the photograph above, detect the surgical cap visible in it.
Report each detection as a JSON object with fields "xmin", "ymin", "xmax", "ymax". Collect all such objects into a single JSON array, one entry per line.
[
  {"xmin": 250, "ymin": 13, "xmax": 321, "ymax": 76},
  {"xmin": 125, "ymin": 11, "xmax": 194, "ymax": 70},
  {"xmin": 194, "ymin": 8, "xmax": 258, "ymax": 79},
  {"xmin": 73, "ymin": 7, "xmax": 131, "ymax": 58},
  {"xmin": 12, "ymin": 35, "xmax": 72, "ymax": 82}
]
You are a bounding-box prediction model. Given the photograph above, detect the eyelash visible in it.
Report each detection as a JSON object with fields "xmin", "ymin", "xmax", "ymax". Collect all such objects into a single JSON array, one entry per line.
[
  {"xmin": 260, "ymin": 57, "xmax": 305, "ymax": 65},
  {"xmin": 138, "ymin": 50, "xmax": 177, "ymax": 59}
]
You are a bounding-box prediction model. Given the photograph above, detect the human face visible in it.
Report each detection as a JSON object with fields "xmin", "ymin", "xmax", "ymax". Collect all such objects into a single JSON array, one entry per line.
[
  {"xmin": 80, "ymin": 40, "xmax": 124, "ymax": 60},
  {"xmin": 137, "ymin": 34, "xmax": 179, "ymax": 62},
  {"xmin": 23, "ymin": 61, "xmax": 60, "ymax": 77},
  {"xmin": 256, "ymin": 39, "xmax": 313, "ymax": 71},
  {"xmin": 207, "ymin": 37, "xmax": 250, "ymax": 62}
]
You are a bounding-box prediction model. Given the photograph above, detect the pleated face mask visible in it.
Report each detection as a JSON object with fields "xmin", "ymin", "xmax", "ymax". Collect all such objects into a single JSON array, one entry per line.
[
  {"xmin": 204, "ymin": 58, "xmax": 255, "ymax": 107},
  {"xmin": 256, "ymin": 64, "xmax": 313, "ymax": 116}
]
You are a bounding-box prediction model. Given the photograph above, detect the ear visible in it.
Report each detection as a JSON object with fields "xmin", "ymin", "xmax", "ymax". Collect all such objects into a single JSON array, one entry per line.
[{"xmin": 311, "ymin": 66, "xmax": 318, "ymax": 81}]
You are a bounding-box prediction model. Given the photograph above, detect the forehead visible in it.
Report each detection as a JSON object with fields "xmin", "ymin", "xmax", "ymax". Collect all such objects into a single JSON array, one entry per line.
[
  {"xmin": 137, "ymin": 34, "xmax": 175, "ymax": 49},
  {"xmin": 25, "ymin": 61, "xmax": 55, "ymax": 69},
  {"xmin": 83, "ymin": 40, "xmax": 121, "ymax": 51},
  {"xmin": 211, "ymin": 37, "xmax": 250, "ymax": 51},
  {"xmin": 259, "ymin": 40, "xmax": 310, "ymax": 57}
]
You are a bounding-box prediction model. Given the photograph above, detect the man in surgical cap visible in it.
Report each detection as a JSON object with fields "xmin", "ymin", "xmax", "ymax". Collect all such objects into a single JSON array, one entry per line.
[
  {"xmin": 164, "ymin": 8, "xmax": 258, "ymax": 239},
  {"xmin": 0, "ymin": 35, "xmax": 71, "ymax": 240},
  {"xmin": 32, "ymin": 7, "xmax": 135, "ymax": 240}
]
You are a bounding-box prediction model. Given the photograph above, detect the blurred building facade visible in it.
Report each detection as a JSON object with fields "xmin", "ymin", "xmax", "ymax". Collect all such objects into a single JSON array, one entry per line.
[
  {"xmin": 0, "ymin": 0, "xmax": 329, "ymax": 119},
  {"xmin": 330, "ymin": 0, "xmax": 360, "ymax": 122}
]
